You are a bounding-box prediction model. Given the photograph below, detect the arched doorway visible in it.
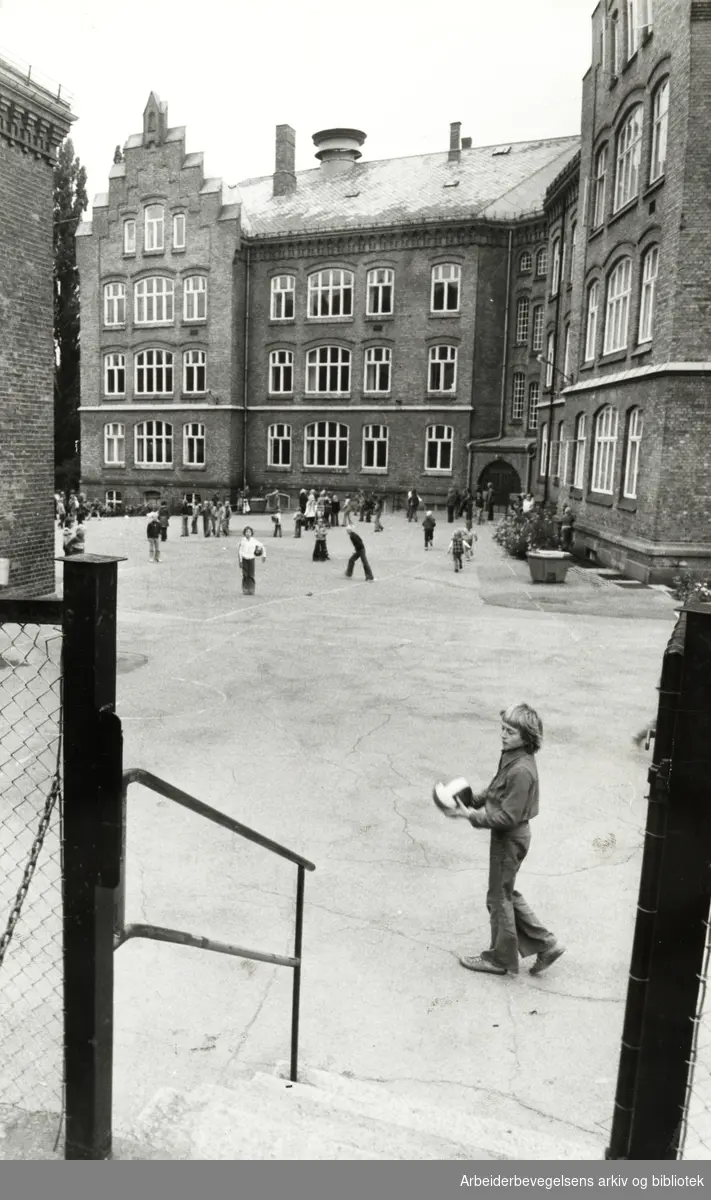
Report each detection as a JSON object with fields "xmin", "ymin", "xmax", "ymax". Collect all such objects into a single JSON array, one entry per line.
[{"xmin": 477, "ymin": 460, "xmax": 522, "ymax": 509}]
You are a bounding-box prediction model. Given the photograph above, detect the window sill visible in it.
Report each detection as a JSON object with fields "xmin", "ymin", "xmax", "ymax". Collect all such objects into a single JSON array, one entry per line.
[
  {"xmin": 609, "ymin": 197, "xmax": 639, "ymax": 227},
  {"xmin": 172, "ymin": 247, "xmax": 186, "ymax": 255},
  {"xmin": 426, "ymin": 392, "xmax": 457, "ymax": 400},
  {"xmin": 364, "ymin": 314, "xmax": 394, "ymax": 322},
  {"xmin": 132, "ymin": 396, "xmax": 175, "ymax": 402},
  {"xmin": 268, "ymin": 394, "xmax": 295, "ymax": 400},
  {"xmin": 103, "ymin": 463, "xmax": 125, "ymax": 469},
  {"xmin": 618, "ymin": 495, "xmax": 638, "ymax": 512},
  {"xmin": 181, "ymin": 319, "xmax": 207, "ymax": 326},
  {"xmin": 578, "ymin": 360, "xmax": 597, "ymax": 373},
  {"xmin": 429, "ymin": 310, "xmax": 460, "ymax": 318},
  {"xmin": 305, "ymin": 316, "xmax": 354, "ymax": 323},
  {"xmin": 586, "ymin": 491, "xmax": 614, "ymax": 508},
  {"xmin": 631, "ymin": 343, "xmax": 653, "ymax": 359},
  {"xmin": 361, "ymin": 467, "xmax": 389, "ymax": 474},
  {"xmin": 265, "ymin": 465, "xmax": 292, "ymax": 472},
  {"xmin": 569, "ymin": 486, "xmax": 583, "ymax": 501},
  {"xmin": 122, "ymin": 253, "xmax": 136, "ymax": 260},
  {"xmin": 535, "ymin": 274, "xmax": 547, "ymax": 282},
  {"xmin": 133, "ymin": 322, "xmax": 175, "ymax": 329},
  {"xmin": 303, "ymin": 394, "xmax": 352, "ymax": 401},
  {"xmin": 183, "ymin": 465, "xmax": 206, "ymax": 471},
  {"xmin": 134, "ymin": 463, "xmax": 174, "ymax": 470},
  {"xmin": 599, "ymin": 349, "xmax": 628, "ymax": 366},
  {"xmin": 643, "ymin": 176, "xmax": 665, "ymax": 200},
  {"xmin": 621, "ymin": 50, "xmax": 638, "ymax": 74},
  {"xmin": 181, "ymin": 394, "xmax": 207, "ymax": 401},
  {"xmin": 104, "ymin": 324, "xmax": 127, "ymax": 332},
  {"xmin": 143, "ymin": 248, "xmax": 165, "ymax": 256},
  {"xmin": 104, "ymin": 395, "xmax": 126, "ymax": 401},
  {"xmin": 588, "ymin": 225, "xmax": 604, "ymax": 243},
  {"xmin": 303, "ymin": 466, "xmax": 349, "ymax": 473},
  {"xmin": 363, "ymin": 393, "xmax": 392, "ymax": 400},
  {"xmin": 422, "ymin": 469, "xmax": 453, "ymax": 476},
  {"xmin": 268, "ymin": 318, "xmax": 296, "ymax": 326}
]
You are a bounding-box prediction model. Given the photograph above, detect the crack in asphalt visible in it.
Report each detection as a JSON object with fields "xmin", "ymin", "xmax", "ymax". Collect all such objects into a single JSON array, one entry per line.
[{"xmin": 348, "ymin": 712, "xmax": 393, "ymax": 758}]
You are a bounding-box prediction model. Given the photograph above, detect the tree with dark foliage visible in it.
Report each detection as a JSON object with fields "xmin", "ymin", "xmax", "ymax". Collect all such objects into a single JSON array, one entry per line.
[{"xmin": 54, "ymin": 138, "xmax": 88, "ymax": 491}]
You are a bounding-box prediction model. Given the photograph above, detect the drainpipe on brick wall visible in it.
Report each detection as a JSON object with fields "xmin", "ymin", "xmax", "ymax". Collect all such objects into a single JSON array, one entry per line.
[
  {"xmin": 242, "ymin": 244, "xmax": 250, "ymax": 490},
  {"xmin": 498, "ymin": 229, "xmax": 514, "ymax": 439}
]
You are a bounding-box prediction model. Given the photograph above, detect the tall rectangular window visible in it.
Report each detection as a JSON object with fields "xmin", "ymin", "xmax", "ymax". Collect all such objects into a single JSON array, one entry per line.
[
  {"xmin": 304, "ymin": 421, "xmax": 349, "ymax": 468},
  {"xmin": 592, "ymin": 406, "xmax": 618, "ymax": 493},
  {"xmin": 123, "ymin": 220, "xmax": 136, "ymax": 255},
  {"xmin": 364, "ymin": 347, "xmax": 391, "ymax": 393},
  {"xmin": 362, "ymin": 424, "xmax": 389, "ymax": 470},
  {"xmin": 551, "ymin": 239, "xmax": 561, "ymax": 295},
  {"xmin": 614, "ymin": 106, "xmax": 643, "ymax": 211},
  {"xmin": 528, "ymin": 381, "xmax": 540, "ymax": 430},
  {"xmin": 144, "ymin": 204, "xmax": 164, "ymax": 251},
  {"xmin": 515, "ymin": 297, "xmax": 530, "ymax": 344},
  {"xmin": 183, "ymin": 422, "xmax": 205, "ymax": 466},
  {"xmin": 623, "ymin": 408, "xmax": 643, "ymax": 499},
  {"xmin": 585, "ymin": 282, "xmax": 600, "ymax": 361},
  {"xmin": 104, "ymin": 352, "xmax": 126, "ymax": 396},
  {"xmin": 425, "ymin": 425, "xmax": 454, "ymax": 472},
  {"xmin": 650, "ymin": 80, "xmax": 669, "ymax": 182},
  {"xmin": 268, "ymin": 423, "xmax": 292, "ymax": 467},
  {"xmin": 431, "ymin": 264, "xmax": 461, "ymax": 313},
  {"xmin": 183, "ymin": 276, "xmax": 207, "ymax": 321},
  {"xmin": 626, "ymin": 0, "xmax": 640, "ymax": 59},
  {"xmin": 307, "ymin": 269, "xmax": 353, "ymax": 318},
  {"xmin": 183, "ymin": 349, "xmax": 206, "ymax": 394},
  {"xmin": 135, "ymin": 420, "xmax": 173, "ymax": 465},
  {"xmin": 103, "ymin": 282, "xmax": 126, "ymax": 326},
  {"xmin": 638, "ymin": 247, "xmax": 659, "ymax": 344},
  {"xmin": 563, "ymin": 325, "xmax": 571, "ymax": 381},
  {"xmin": 366, "ymin": 268, "xmax": 394, "ymax": 316},
  {"xmin": 305, "ymin": 346, "xmax": 351, "ymax": 393},
  {"xmin": 573, "ymin": 414, "xmax": 587, "ymax": 489},
  {"xmin": 135, "ymin": 349, "xmax": 174, "ymax": 395},
  {"xmin": 545, "ymin": 332, "xmax": 555, "ymax": 388},
  {"xmin": 173, "ymin": 213, "xmax": 186, "ymax": 250},
  {"xmin": 532, "ymin": 306, "xmax": 544, "ymax": 352},
  {"xmin": 104, "ymin": 423, "xmax": 125, "ymax": 465},
  {"xmin": 134, "ymin": 277, "xmax": 174, "ymax": 324},
  {"xmin": 105, "ymin": 490, "xmax": 123, "ymax": 512},
  {"xmin": 428, "ymin": 345, "xmax": 457, "ymax": 392},
  {"xmin": 592, "ymin": 146, "xmax": 607, "ymax": 228},
  {"xmin": 270, "ymin": 275, "xmax": 295, "ymax": 320},
  {"xmin": 269, "ymin": 349, "xmax": 294, "ymax": 394},
  {"xmin": 512, "ymin": 373, "xmax": 526, "ymax": 421},
  {"xmin": 604, "ymin": 259, "xmax": 632, "ymax": 353}
]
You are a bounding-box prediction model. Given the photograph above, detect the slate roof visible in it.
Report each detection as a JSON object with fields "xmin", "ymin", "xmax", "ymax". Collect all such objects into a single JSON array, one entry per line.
[{"xmin": 229, "ymin": 135, "xmax": 580, "ymax": 238}]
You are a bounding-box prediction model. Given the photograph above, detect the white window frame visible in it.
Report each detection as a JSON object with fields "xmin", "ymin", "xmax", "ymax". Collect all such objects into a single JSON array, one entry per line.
[
  {"xmin": 134, "ymin": 420, "xmax": 173, "ymax": 467},
  {"xmin": 307, "ymin": 269, "xmax": 353, "ymax": 319},
  {"xmin": 268, "ymin": 422, "xmax": 292, "ymax": 468},
  {"xmin": 614, "ymin": 106, "xmax": 644, "ymax": 212},
  {"xmin": 269, "ymin": 349, "xmax": 294, "ymax": 395},
  {"xmin": 519, "ymin": 251, "xmax": 532, "ymax": 274},
  {"xmin": 528, "ymin": 381, "xmax": 540, "ymax": 430},
  {"xmin": 105, "ymin": 490, "xmax": 123, "ymax": 512},
  {"xmin": 103, "ymin": 422, "xmax": 125, "ymax": 466},
  {"xmin": 173, "ymin": 213, "xmax": 186, "ymax": 250},
  {"xmin": 270, "ymin": 275, "xmax": 295, "ymax": 321},
  {"xmin": 550, "ymin": 420, "xmax": 564, "ymax": 479},
  {"xmin": 626, "ymin": 0, "xmax": 640, "ymax": 59},
  {"xmin": 362, "ymin": 424, "xmax": 389, "ymax": 471},
  {"xmin": 536, "ymin": 247, "xmax": 548, "ymax": 278},
  {"xmin": 638, "ymin": 246, "xmax": 659, "ymax": 344},
  {"xmin": 551, "ymin": 239, "xmax": 562, "ymax": 295},
  {"xmin": 585, "ymin": 281, "xmax": 600, "ymax": 361},
  {"xmin": 428, "ymin": 345, "xmax": 457, "ymax": 393},
  {"xmin": 611, "ymin": 11, "xmax": 622, "ymax": 75},
  {"xmin": 591, "ymin": 406, "xmax": 619, "ymax": 493},
  {"xmin": 134, "ymin": 276, "xmax": 174, "ymax": 324},
  {"xmin": 430, "ymin": 264, "xmax": 461, "ymax": 313},
  {"xmin": 539, "ymin": 424, "xmax": 549, "ymax": 478},
  {"xmin": 545, "ymin": 333, "xmax": 555, "ymax": 388},
  {"xmin": 650, "ymin": 79, "xmax": 669, "ymax": 183},
  {"xmin": 366, "ymin": 268, "xmax": 394, "ymax": 316},
  {"xmin": 123, "ymin": 219, "xmax": 136, "ymax": 255},
  {"xmin": 569, "ymin": 222, "xmax": 577, "ymax": 281},
  {"xmin": 183, "ymin": 349, "xmax": 207, "ymax": 395},
  {"xmin": 103, "ymin": 282, "xmax": 126, "ymax": 326},
  {"xmin": 515, "ymin": 296, "xmax": 530, "ymax": 344},
  {"xmin": 144, "ymin": 204, "xmax": 164, "ymax": 252},
  {"xmin": 512, "ymin": 373, "xmax": 526, "ymax": 421},
  {"xmin": 183, "ymin": 275, "xmax": 207, "ymax": 322},
  {"xmin": 604, "ymin": 259, "xmax": 632, "ymax": 354},
  {"xmin": 532, "ymin": 305, "xmax": 544, "ymax": 353},
  {"xmin": 363, "ymin": 347, "xmax": 392, "ymax": 394},
  {"xmin": 573, "ymin": 414, "xmax": 587, "ymax": 489},
  {"xmin": 183, "ymin": 422, "xmax": 205, "ymax": 467},
  {"xmin": 134, "ymin": 349, "xmax": 174, "ymax": 396},
  {"xmin": 103, "ymin": 352, "xmax": 126, "ymax": 396},
  {"xmin": 623, "ymin": 408, "xmax": 643, "ymax": 498},
  {"xmin": 305, "ymin": 346, "xmax": 351, "ymax": 394},
  {"xmin": 424, "ymin": 424, "xmax": 454, "ymax": 474},
  {"xmin": 592, "ymin": 146, "xmax": 607, "ymax": 227},
  {"xmin": 563, "ymin": 325, "xmax": 572, "ymax": 381},
  {"xmin": 304, "ymin": 421, "xmax": 349, "ymax": 468}
]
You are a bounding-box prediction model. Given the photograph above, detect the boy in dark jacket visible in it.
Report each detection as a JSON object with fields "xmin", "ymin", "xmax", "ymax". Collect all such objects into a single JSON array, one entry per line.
[
  {"xmin": 441, "ymin": 703, "xmax": 564, "ymax": 977},
  {"xmin": 345, "ymin": 528, "xmax": 374, "ymax": 580},
  {"xmin": 422, "ymin": 511, "xmax": 436, "ymax": 550}
]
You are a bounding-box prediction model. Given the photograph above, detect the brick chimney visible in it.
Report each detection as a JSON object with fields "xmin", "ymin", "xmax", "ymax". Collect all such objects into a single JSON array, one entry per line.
[
  {"xmin": 273, "ymin": 124, "xmax": 296, "ymax": 196},
  {"xmin": 448, "ymin": 121, "xmax": 461, "ymax": 162}
]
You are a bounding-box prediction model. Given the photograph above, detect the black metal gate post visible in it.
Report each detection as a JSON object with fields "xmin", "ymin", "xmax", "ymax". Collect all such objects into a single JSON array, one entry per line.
[
  {"xmin": 62, "ymin": 555, "xmax": 124, "ymax": 1160},
  {"xmin": 625, "ymin": 603, "xmax": 711, "ymax": 1158}
]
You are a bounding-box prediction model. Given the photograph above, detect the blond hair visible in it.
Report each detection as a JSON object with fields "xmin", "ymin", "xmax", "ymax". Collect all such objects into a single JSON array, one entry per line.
[{"xmin": 501, "ymin": 704, "xmax": 543, "ymax": 753}]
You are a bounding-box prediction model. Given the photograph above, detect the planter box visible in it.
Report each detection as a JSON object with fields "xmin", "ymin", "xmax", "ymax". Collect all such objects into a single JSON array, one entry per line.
[{"xmin": 527, "ymin": 550, "xmax": 572, "ymax": 584}]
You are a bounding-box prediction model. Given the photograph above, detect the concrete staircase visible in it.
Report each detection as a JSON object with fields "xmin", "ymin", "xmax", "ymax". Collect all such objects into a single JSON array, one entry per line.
[{"xmin": 114, "ymin": 1067, "xmax": 604, "ymax": 1161}]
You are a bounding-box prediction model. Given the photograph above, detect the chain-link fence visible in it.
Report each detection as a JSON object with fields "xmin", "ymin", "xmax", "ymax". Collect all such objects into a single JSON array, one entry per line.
[{"xmin": 0, "ymin": 622, "xmax": 63, "ymax": 1120}]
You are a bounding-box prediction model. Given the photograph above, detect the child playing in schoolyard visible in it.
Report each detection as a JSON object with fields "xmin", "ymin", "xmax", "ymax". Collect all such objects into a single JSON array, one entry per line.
[
  {"xmin": 146, "ymin": 510, "xmax": 161, "ymax": 562},
  {"xmin": 462, "ymin": 528, "xmax": 477, "ymax": 560},
  {"xmin": 422, "ymin": 510, "xmax": 436, "ymax": 550},
  {"xmin": 373, "ymin": 498, "xmax": 384, "ymax": 532},
  {"xmin": 272, "ymin": 508, "xmax": 283, "ymax": 538},
  {"xmin": 448, "ymin": 528, "xmax": 465, "ymax": 572},
  {"xmin": 293, "ymin": 510, "xmax": 303, "ymax": 538}
]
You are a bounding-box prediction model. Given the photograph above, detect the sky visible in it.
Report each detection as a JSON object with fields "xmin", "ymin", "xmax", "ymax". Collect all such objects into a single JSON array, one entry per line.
[{"xmin": 1, "ymin": 0, "xmax": 593, "ymax": 204}]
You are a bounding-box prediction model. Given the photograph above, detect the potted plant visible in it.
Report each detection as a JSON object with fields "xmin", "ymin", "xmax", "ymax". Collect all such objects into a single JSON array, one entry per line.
[{"xmin": 493, "ymin": 507, "xmax": 571, "ymax": 582}]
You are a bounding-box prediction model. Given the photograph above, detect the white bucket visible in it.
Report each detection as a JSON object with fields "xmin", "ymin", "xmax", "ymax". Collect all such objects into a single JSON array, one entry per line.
[{"xmin": 0, "ymin": 558, "xmax": 10, "ymax": 587}]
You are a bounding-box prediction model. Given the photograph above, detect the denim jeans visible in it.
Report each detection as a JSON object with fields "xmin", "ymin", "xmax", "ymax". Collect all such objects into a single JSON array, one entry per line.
[{"xmin": 486, "ymin": 826, "xmax": 554, "ymax": 973}]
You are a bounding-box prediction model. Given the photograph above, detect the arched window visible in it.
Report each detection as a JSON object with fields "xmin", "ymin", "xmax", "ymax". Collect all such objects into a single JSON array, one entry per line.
[
  {"xmin": 183, "ymin": 422, "xmax": 205, "ymax": 466},
  {"xmin": 103, "ymin": 352, "xmax": 125, "ymax": 396},
  {"xmin": 638, "ymin": 246, "xmax": 659, "ymax": 344},
  {"xmin": 428, "ymin": 345, "xmax": 457, "ymax": 392},
  {"xmin": 592, "ymin": 146, "xmax": 607, "ymax": 228},
  {"xmin": 362, "ymin": 424, "xmax": 389, "ymax": 470},
  {"xmin": 268, "ymin": 423, "xmax": 292, "ymax": 467},
  {"xmin": 134, "ymin": 276, "xmax": 174, "ymax": 324},
  {"xmin": 585, "ymin": 281, "xmax": 600, "ymax": 360},
  {"xmin": 271, "ymin": 275, "xmax": 295, "ymax": 320},
  {"xmin": 604, "ymin": 259, "xmax": 632, "ymax": 353},
  {"xmin": 307, "ymin": 269, "xmax": 353, "ymax": 318},
  {"xmin": 536, "ymin": 247, "xmax": 548, "ymax": 278},
  {"xmin": 519, "ymin": 251, "xmax": 532, "ymax": 274},
  {"xmin": 135, "ymin": 420, "xmax": 173, "ymax": 465},
  {"xmin": 135, "ymin": 349, "xmax": 174, "ymax": 395},
  {"xmin": 515, "ymin": 296, "xmax": 530, "ymax": 344},
  {"xmin": 572, "ymin": 414, "xmax": 587, "ymax": 489},
  {"xmin": 623, "ymin": 408, "xmax": 643, "ymax": 498},
  {"xmin": 511, "ymin": 373, "xmax": 526, "ymax": 421},
  {"xmin": 183, "ymin": 276, "xmax": 207, "ymax": 321},
  {"xmin": 103, "ymin": 423, "xmax": 125, "ymax": 465},
  {"xmin": 269, "ymin": 349, "xmax": 294, "ymax": 394},
  {"xmin": 144, "ymin": 204, "xmax": 164, "ymax": 251},
  {"xmin": 305, "ymin": 346, "xmax": 351, "ymax": 393},
  {"xmin": 366, "ymin": 268, "xmax": 394, "ymax": 316},
  {"xmin": 183, "ymin": 349, "xmax": 206, "ymax": 394},
  {"xmin": 551, "ymin": 238, "xmax": 562, "ymax": 295},
  {"xmin": 591, "ymin": 406, "xmax": 618, "ymax": 494},
  {"xmin": 424, "ymin": 424, "xmax": 454, "ymax": 473},
  {"xmin": 304, "ymin": 421, "xmax": 349, "ymax": 468},
  {"xmin": 650, "ymin": 78, "xmax": 669, "ymax": 182},
  {"xmin": 614, "ymin": 105, "xmax": 644, "ymax": 211},
  {"xmin": 364, "ymin": 347, "xmax": 391, "ymax": 393},
  {"xmin": 431, "ymin": 264, "xmax": 461, "ymax": 312},
  {"xmin": 103, "ymin": 282, "xmax": 125, "ymax": 326}
]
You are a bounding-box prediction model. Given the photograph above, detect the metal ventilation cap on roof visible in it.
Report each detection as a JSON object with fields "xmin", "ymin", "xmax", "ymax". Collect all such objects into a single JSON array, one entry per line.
[{"xmin": 313, "ymin": 128, "xmax": 367, "ymax": 168}]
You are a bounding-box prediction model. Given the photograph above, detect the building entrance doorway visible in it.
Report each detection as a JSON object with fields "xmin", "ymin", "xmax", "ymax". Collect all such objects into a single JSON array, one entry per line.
[{"xmin": 477, "ymin": 460, "xmax": 522, "ymax": 509}]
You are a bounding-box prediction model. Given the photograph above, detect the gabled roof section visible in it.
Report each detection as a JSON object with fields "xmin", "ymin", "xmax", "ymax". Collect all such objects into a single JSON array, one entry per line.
[{"xmin": 235, "ymin": 135, "xmax": 581, "ymax": 237}]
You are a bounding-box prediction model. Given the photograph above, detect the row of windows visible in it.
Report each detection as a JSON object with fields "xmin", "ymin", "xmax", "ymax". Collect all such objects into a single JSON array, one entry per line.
[
  {"xmin": 102, "ymin": 421, "xmax": 457, "ymax": 473},
  {"xmin": 584, "ymin": 245, "xmax": 658, "ymax": 360},
  {"xmin": 591, "ymin": 78, "xmax": 668, "ymax": 228},
  {"xmin": 517, "ymin": 248, "xmax": 548, "ymax": 278},
  {"xmin": 514, "ymin": 299, "xmax": 546, "ymax": 350},
  {"xmin": 607, "ymin": 1, "xmax": 654, "ymax": 77},
  {"xmin": 541, "ymin": 405, "xmax": 643, "ymax": 500},
  {"xmin": 510, "ymin": 375, "xmax": 540, "ymax": 430},
  {"xmin": 268, "ymin": 264, "xmax": 461, "ymax": 320},
  {"xmin": 104, "ymin": 350, "xmax": 206, "ymax": 396},
  {"xmin": 122, "ymin": 206, "xmax": 186, "ymax": 255},
  {"xmin": 104, "ymin": 276, "xmax": 206, "ymax": 326}
]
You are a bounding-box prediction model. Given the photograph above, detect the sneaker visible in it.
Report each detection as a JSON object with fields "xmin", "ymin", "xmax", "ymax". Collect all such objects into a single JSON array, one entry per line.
[
  {"xmin": 529, "ymin": 945, "xmax": 566, "ymax": 976},
  {"xmin": 459, "ymin": 954, "xmax": 507, "ymax": 975}
]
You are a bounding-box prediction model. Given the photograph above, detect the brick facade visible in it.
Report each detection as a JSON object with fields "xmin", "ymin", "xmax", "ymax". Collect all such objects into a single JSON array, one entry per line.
[{"xmin": 0, "ymin": 59, "xmax": 73, "ymax": 595}]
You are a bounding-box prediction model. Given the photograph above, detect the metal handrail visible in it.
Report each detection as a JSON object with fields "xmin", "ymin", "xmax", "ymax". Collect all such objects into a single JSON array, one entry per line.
[{"xmin": 118, "ymin": 768, "xmax": 315, "ymax": 1082}]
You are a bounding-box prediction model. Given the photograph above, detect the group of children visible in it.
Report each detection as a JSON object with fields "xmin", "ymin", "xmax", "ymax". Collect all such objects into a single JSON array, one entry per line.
[{"xmin": 422, "ymin": 511, "xmax": 477, "ymax": 572}]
